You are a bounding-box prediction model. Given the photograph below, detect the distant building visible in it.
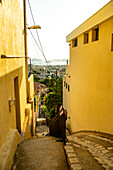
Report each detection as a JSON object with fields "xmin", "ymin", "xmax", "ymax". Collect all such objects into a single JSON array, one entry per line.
[
  {"xmin": 63, "ymin": 0, "xmax": 113, "ymax": 134},
  {"xmin": 34, "ymin": 82, "xmax": 38, "ymax": 94},
  {"xmin": 40, "ymin": 84, "xmax": 48, "ymax": 95}
]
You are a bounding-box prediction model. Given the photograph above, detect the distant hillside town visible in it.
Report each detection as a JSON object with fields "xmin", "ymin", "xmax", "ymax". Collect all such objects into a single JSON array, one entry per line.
[
  {"xmin": 31, "ymin": 58, "xmax": 68, "ymax": 66},
  {"xmin": 28, "ymin": 64, "xmax": 66, "ymax": 79}
]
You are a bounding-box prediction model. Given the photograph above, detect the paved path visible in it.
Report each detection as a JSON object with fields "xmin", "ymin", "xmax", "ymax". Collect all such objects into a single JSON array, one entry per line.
[
  {"xmin": 12, "ymin": 121, "xmax": 69, "ymax": 170},
  {"xmin": 12, "ymin": 117, "xmax": 113, "ymax": 170},
  {"xmin": 36, "ymin": 125, "xmax": 49, "ymax": 137},
  {"xmin": 65, "ymin": 133, "xmax": 113, "ymax": 170}
]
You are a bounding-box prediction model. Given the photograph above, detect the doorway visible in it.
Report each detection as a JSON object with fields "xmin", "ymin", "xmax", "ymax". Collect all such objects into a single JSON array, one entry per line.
[{"xmin": 14, "ymin": 76, "xmax": 21, "ymax": 133}]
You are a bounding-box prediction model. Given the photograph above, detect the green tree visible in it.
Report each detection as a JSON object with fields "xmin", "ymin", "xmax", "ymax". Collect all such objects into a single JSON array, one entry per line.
[
  {"xmin": 44, "ymin": 76, "xmax": 63, "ymax": 118},
  {"xmin": 31, "ymin": 70, "xmax": 40, "ymax": 75},
  {"xmin": 37, "ymin": 72, "xmax": 40, "ymax": 74},
  {"xmin": 43, "ymin": 105, "xmax": 48, "ymax": 117},
  {"xmin": 31, "ymin": 70, "xmax": 37, "ymax": 74},
  {"xmin": 39, "ymin": 78, "xmax": 51, "ymax": 87},
  {"xmin": 34, "ymin": 76, "xmax": 40, "ymax": 82}
]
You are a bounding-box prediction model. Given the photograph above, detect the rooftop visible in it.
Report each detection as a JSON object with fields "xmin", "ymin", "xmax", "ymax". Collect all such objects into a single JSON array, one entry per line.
[{"xmin": 66, "ymin": 0, "xmax": 113, "ymax": 42}]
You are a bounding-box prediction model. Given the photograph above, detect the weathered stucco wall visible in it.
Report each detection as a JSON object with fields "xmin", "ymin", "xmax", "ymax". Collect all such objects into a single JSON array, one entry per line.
[
  {"xmin": 0, "ymin": 0, "xmax": 27, "ymax": 149},
  {"xmin": 0, "ymin": 0, "xmax": 24, "ymax": 56},
  {"xmin": 28, "ymin": 74, "xmax": 34, "ymax": 100},
  {"xmin": 63, "ymin": 15, "xmax": 113, "ymax": 134}
]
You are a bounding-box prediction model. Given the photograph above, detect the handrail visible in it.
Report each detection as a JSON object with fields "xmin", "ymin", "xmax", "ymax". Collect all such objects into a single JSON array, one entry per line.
[
  {"xmin": 48, "ymin": 109, "xmax": 67, "ymax": 142},
  {"xmin": 49, "ymin": 107, "xmax": 64, "ymax": 126}
]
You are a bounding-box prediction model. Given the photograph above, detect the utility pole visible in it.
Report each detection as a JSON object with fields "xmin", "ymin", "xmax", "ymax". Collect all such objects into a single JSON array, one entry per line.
[
  {"xmin": 67, "ymin": 60, "xmax": 68, "ymax": 65},
  {"xmin": 23, "ymin": 0, "xmax": 28, "ymax": 100},
  {"xmin": 55, "ymin": 70, "xmax": 57, "ymax": 115},
  {"xmin": 51, "ymin": 74, "xmax": 53, "ymax": 87},
  {"xmin": 28, "ymin": 57, "xmax": 32, "ymax": 75},
  {"xmin": 56, "ymin": 70, "xmax": 57, "ymax": 90},
  {"xmin": 30, "ymin": 58, "xmax": 31, "ymax": 75}
]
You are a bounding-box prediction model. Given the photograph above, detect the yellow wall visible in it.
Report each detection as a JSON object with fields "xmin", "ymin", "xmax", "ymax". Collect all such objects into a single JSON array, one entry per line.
[
  {"xmin": 28, "ymin": 75, "xmax": 35, "ymax": 136},
  {"xmin": 28, "ymin": 74, "xmax": 34, "ymax": 100},
  {"xmin": 0, "ymin": 0, "xmax": 24, "ymax": 56},
  {"xmin": 63, "ymin": 16, "xmax": 113, "ymax": 134},
  {"xmin": 0, "ymin": 0, "xmax": 27, "ymax": 148}
]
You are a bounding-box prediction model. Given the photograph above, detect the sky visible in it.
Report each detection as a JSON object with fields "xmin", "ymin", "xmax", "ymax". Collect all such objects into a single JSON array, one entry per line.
[{"xmin": 20, "ymin": 0, "xmax": 110, "ymax": 62}]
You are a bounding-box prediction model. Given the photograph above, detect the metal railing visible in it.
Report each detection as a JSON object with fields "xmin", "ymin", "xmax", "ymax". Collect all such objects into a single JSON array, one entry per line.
[{"xmin": 48, "ymin": 108, "xmax": 67, "ymax": 142}]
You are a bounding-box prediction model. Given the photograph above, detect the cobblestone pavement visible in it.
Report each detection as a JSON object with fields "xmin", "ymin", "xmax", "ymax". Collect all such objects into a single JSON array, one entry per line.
[{"xmin": 65, "ymin": 133, "xmax": 113, "ymax": 170}]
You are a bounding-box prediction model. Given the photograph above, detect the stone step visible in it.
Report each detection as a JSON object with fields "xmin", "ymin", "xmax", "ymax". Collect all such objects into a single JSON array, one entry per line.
[{"xmin": 35, "ymin": 125, "xmax": 49, "ymax": 137}]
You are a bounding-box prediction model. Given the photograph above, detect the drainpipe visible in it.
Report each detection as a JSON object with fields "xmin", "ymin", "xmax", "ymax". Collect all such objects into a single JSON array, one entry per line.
[
  {"xmin": 67, "ymin": 60, "xmax": 68, "ymax": 65},
  {"xmin": 23, "ymin": 0, "xmax": 29, "ymax": 101},
  {"xmin": 30, "ymin": 58, "xmax": 31, "ymax": 75}
]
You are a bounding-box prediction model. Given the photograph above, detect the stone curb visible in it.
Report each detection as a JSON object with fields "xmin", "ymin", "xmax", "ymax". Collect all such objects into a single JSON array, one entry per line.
[{"xmin": 64, "ymin": 143, "xmax": 82, "ymax": 170}]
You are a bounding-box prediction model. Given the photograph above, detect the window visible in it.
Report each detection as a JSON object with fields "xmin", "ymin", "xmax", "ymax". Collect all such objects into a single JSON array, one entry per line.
[
  {"xmin": 92, "ymin": 27, "xmax": 99, "ymax": 41},
  {"xmin": 84, "ymin": 32, "xmax": 89, "ymax": 44},
  {"xmin": 66, "ymin": 83, "xmax": 67, "ymax": 89},
  {"xmin": 72, "ymin": 38, "xmax": 78, "ymax": 47},
  {"xmin": 111, "ymin": 34, "xmax": 113, "ymax": 51},
  {"xmin": 64, "ymin": 81, "xmax": 66, "ymax": 87},
  {"xmin": 68, "ymin": 85, "xmax": 70, "ymax": 92}
]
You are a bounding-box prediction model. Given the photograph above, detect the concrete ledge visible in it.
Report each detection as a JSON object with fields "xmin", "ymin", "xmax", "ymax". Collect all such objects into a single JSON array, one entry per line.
[
  {"xmin": 37, "ymin": 118, "xmax": 46, "ymax": 125},
  {"xmin": 0, "ymin": 129, "xmax": 22, "ymax": 170}
]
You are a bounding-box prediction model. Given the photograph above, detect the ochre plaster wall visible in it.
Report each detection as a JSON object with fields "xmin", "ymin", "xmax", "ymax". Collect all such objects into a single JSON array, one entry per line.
[
  {"xmin": 0, "ymin": 0, "xmax": 24, "ymax": 56},
  {"xmin": 0, "ymin": 0, "xmax": 27, "ymax": 148},
  {"xmin": 63, "ymin": 17, "xmax": 113, "ymax": 134},
  {"xmin": 28, "ymin": 74, "xmax": 34, "ymax": 100},
  {"xmin": 28, "ymin": 75, "xmax": 35, "ymax": 136}
]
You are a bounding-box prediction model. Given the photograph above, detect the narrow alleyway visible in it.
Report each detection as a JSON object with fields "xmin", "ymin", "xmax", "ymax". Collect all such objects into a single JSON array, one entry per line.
[
  {"xmin": 12, "ymin": 119, "xmax": 69, "ymax": 170},
  {"xmin": 11, "ymin": 118, "xmax": 113, "ymax": 170}
]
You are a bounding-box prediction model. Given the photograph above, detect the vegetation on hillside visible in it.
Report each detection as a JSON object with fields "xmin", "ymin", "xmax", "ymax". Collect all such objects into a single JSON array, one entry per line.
[
  {"xmin": 44, "ymin": 76, "xmax": 63, "ymax": 118},
  {"xmin": 32, "ymin": 69, "xmax": 63, "ymax": 118}
]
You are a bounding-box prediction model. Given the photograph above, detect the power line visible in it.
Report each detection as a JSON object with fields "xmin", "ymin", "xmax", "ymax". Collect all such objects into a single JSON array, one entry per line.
[
  {"xmin": 30, "ymin": 31, "xmax": 40, "ymax": 59},
  {"xmin": 27, "ymin": 10, "xmax": 42, "ymax": 63},
  {"xmin": 27, "ymin": 0, "xmax": 48, "ymax": 64},
  {"xmin": 29, "ymin": 29, "xmax": 49, "ymax": 66}
]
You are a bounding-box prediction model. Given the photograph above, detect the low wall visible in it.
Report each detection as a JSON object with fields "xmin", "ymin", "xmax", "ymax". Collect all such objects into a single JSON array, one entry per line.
[{"xmin": 0, "ymin": 129, "xmax": 22, "ymax": 170}]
